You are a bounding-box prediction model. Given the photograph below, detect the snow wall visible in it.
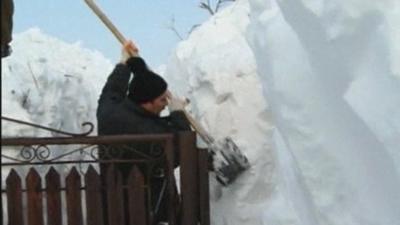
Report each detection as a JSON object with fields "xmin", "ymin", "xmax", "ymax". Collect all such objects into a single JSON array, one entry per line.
[{"xmin": 165, "ymin": 0, "xmax": 400, "ymax": 225}]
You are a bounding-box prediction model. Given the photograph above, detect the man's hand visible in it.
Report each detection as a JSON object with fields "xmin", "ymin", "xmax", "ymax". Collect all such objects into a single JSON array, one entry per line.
[
  {"xmin": 120, "ymin": 40, "xmax": 139, "ymax": 64},
  {"xmin": 166, "ymin": 91, "xmax": 189, "ymax": 112}
]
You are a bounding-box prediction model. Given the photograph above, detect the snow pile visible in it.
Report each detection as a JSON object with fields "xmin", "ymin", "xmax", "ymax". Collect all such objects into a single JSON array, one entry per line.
[
  {"xmin": 1, "ymin": 27, "xmax": 113, "ymax": 137},
  {"xmin": 164, "ymin": 1, "xmax": 276, "ymax": 225},
  {"xmin": 166, "ymin": 0, "xmax": 400, "ymax": 224},
  {"xmin": 246, "ymin": 0, "xmax": 400, "ymax": 224}
]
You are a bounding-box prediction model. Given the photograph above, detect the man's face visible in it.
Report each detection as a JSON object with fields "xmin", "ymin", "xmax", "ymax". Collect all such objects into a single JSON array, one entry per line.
[{"xmin": 147, "ymin": 91, "xmax": 168, "ymax": 115}]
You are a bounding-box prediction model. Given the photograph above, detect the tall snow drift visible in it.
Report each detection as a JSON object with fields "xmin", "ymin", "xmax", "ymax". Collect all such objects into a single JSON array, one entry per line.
[
  {"xmin": 166, "ymin": 0, "xmax": 400, "ymax": 224},
  {"xmin": 2, "ymin": 28, "xmax": 112, "ymax": 137}
]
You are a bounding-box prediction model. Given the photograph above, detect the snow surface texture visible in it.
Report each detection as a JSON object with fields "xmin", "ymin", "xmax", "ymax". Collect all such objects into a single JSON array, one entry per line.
[
  {"xmin": 164, "ymin": 1, "xmax": 276, "ymax": 225},
  {"xmin": 246, "ymin": 0, "xmax": 400, "ymax": 225},
  {"xmin": 167, "ymin": 0, "xmax": 400, "ymax": 224},
  {"xmin": 164, "ymin": 3, "xmax": 274, "ymax": 225},
  {"xmin": 2, "ymin": 28, "xmax": 112, "ymax": 137},
  {"xmin": 2, "ymin": 0, "xmax": 400, "ymax": 225}
]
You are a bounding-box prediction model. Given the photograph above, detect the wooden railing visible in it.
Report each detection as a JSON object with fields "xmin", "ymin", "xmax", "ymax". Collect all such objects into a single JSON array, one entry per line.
[{"xmin": 1, "ymin": 131, "xmax": 210, "ymax": 225}]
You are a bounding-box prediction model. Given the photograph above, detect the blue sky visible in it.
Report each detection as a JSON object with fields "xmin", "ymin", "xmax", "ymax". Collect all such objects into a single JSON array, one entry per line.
[{"xmin": 14, "ymin": 0, "xmax": 209, "ymax": 68}]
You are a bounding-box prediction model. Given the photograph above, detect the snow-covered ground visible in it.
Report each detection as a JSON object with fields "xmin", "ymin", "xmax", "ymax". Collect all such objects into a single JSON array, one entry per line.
[{"xmin": 2, "ymin": 0, "xmax": 400, "ymax": 225}]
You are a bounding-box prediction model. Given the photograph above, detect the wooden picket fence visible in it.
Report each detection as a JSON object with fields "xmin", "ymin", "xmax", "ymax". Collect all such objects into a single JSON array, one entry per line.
[
  {"xmin": 1, "ymin": 131, "xmax": 210, "ymax": 225},
  {"xmin": 5, "ymin": 165, "xmax": 146, "ymax": 225}
]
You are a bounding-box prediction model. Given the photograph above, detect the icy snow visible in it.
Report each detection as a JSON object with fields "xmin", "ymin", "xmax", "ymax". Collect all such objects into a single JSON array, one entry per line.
[{"xmin": 2, "ymin": 0, "xmax": 400, "ymax": 225}]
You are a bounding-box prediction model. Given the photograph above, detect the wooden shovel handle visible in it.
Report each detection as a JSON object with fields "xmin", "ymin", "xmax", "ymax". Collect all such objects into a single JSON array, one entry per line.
[{"xmin": 84, "ymin": 0, "xmax": 139, "ymax": 55}]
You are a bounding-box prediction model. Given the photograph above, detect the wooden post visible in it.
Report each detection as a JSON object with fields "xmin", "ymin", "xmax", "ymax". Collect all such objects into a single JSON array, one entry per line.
[
  {"xmin": 85, "ymin": 165, "xmax": 104, "ymax": 225},
  {"xmin": 26, "ymin": 168, "xmax": 44, "ymax": 225},
  {"xmin": 106, "ymin": 165, "xmax": 125, "ymax": 225},
  {"xmin": 66, "ymin": 167, "xmax": 83, "ymax": 225},
  {"xmin": 165, "ymin": 138, "xmax": 177, "ymax": 225},
  {"xmin": 198, "ymin": 148, "xmax": 210, "ymax": 225},
  {"xmin": 45, "ymin": 167, "xmax": 63, "ymax": 225},
  {"xmin": 179, "ymin": 131, "xmax": 199, "ymax": 225},
  {"xmin": 6, "ymin": 169, "xmax": 23, "ymax": 225}
]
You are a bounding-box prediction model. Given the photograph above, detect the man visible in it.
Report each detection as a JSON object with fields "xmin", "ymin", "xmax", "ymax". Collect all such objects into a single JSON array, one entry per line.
[
  {"xmin": 97, "ymin": 41, "xmax": 190, "ymax": 224},
  {"xmin": 1, "ymin": 0, "xmax": 14, "ymax": 58}
]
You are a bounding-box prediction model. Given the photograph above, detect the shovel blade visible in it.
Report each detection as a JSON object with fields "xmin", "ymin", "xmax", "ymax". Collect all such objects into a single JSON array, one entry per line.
[{"xmin": 212, "ymin": 137, "xmax": 250, "ymax": 186}]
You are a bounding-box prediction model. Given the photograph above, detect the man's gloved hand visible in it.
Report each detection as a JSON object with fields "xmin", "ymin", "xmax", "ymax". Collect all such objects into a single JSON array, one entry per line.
[
  {"xmin": 120, "ymin": 40, "xmax": 139, "ymax": 64},
  {"xmin": 167, "ymin": 91, "xmax": 189, "ymax": 112}
]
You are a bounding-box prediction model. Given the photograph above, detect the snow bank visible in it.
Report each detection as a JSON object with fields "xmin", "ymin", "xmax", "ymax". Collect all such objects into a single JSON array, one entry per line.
[
  {"xmin": 2, "ymin": 28, "xmax": 113, "ymax": 137},
  {"xmin": 247, "ymin": 0, "xmax": 400, "ymax": 224},
  {"xmin": 166, "ymin": 0, "xmax": 400, "ymax": 224},
  {"xmin": 164, "ymin": 1, "xmax": 277, "ymax": 225}
]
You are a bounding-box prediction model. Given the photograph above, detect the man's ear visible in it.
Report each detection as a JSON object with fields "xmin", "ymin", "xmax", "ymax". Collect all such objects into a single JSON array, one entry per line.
[{"xmin": 142, "ymin": 101, "xmax": 155, "ymax": 109}]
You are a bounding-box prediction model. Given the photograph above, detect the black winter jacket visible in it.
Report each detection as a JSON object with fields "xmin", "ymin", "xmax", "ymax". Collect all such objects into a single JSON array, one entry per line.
[
  {"xmin": 97, "ymin": 63, "xmax": 190, "ymax": 136},
  {"xmin": 96, "ymin": 63, "xmax": 191, "ymax": 176}
]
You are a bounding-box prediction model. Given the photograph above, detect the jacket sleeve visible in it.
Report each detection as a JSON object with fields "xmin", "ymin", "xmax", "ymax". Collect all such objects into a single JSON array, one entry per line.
[
  {"xmin": 98, "ymin": 63, "xmax": 131, "ymax": 105},
  {"xmin": 168, "ymin": 111, "xmax": 192, "ymax": 131}
]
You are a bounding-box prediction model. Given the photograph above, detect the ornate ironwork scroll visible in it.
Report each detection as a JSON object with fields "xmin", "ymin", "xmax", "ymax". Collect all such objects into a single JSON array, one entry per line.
[{"xmin": 1, "ymin": 116, "xmax": 94, "ymax": 137}]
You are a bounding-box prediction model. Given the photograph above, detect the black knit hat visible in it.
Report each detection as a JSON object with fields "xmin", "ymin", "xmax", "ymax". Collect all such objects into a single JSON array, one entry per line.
[{"xmin": 126, "ymin": 57, "xmax": 168, "ymax": 103}]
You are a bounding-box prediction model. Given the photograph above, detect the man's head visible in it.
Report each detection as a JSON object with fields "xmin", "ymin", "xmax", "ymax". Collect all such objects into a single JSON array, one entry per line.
[
  {"xmin": 127, "ymin": 57, "xmax": 168, "ymax": 115},
  {"xmin": 139, "ymin": 91, "xmax": 169, "ymax": 115}
]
